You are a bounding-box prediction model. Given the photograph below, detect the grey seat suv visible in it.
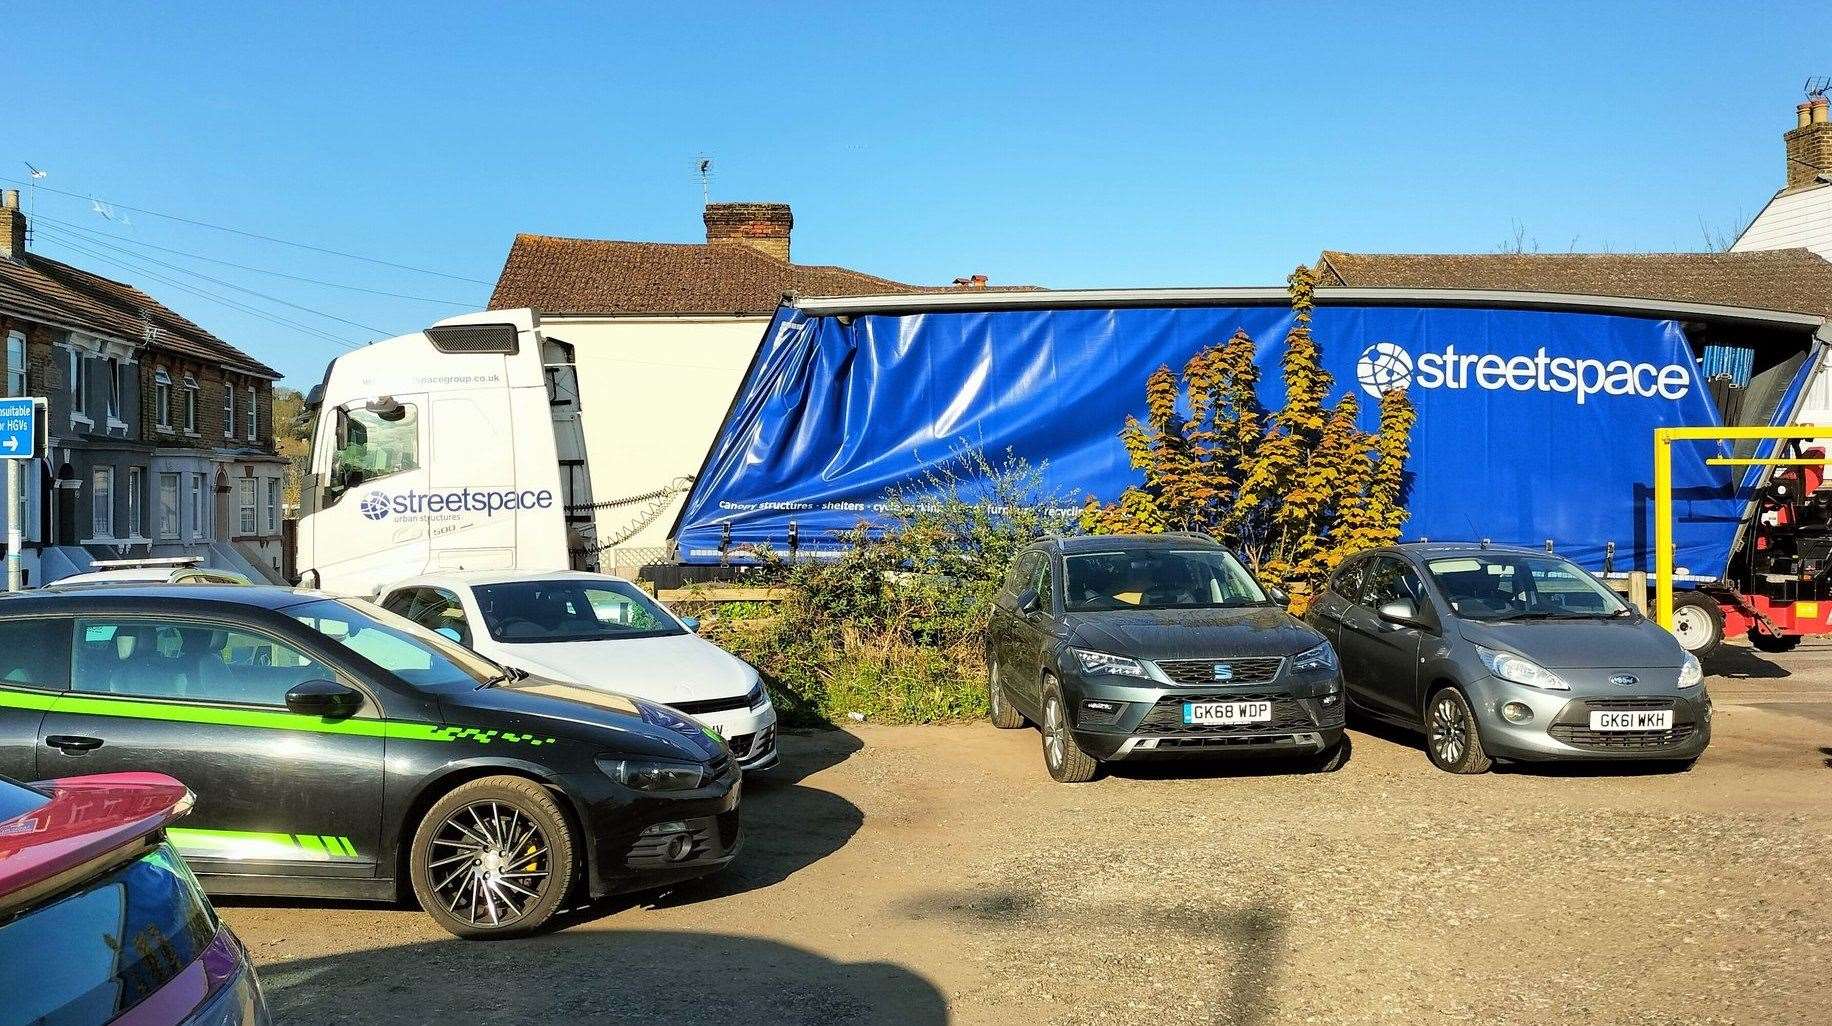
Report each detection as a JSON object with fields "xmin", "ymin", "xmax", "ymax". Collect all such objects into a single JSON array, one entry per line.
[
  {"xmin": 1307, "ymin": 543, "xmax": 1710, "ymax": 773},
  {"xmin": 986, "ymin": 534, "xmax": 1348, "ymax": 782}
]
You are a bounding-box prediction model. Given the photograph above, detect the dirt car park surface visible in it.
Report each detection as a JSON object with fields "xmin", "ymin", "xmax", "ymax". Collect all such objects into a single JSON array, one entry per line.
[{"xmin": 226, "ymin": 640, "xmax": 1832, "ymax": 1025}]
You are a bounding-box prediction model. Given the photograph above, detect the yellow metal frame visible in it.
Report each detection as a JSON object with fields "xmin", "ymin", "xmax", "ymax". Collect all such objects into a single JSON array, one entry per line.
[{"xmin": 1654, "ymin": 425, "xmax": 1832, "ymax": 630}]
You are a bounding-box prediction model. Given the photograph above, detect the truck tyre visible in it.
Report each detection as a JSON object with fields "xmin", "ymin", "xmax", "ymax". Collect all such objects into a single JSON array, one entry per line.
[
  {"xmin": 1748, "ymin": 629, "xmax": 1801, "ymax": 654},
  {"xmin": 1040, "ymin": 682, "xmax": 1099, "ymax": 783},
  {"xmin": 1669, "ymin": 592, "xmax": 1724, "ymax": 659},
  {"xmin": 1424, "ymin": 687, "xmax": 1492, "ymax": 775},
  {"xmin": 409, "ymin": 775, "xmax": 577, "ymax": 940},
  {"xmin": 987, "ymin": 659, "xmax": 1026, "ymax": 729}
]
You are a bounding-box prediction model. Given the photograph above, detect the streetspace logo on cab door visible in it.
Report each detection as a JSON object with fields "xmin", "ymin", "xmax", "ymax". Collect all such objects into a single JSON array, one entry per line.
[
  {"xmin": 360, "ymin": 487, "xmax": 555, "ymax": 522},
  {"xmin": 1356, "ymin": 341, "xmax": 1692, "ymax": 405}
]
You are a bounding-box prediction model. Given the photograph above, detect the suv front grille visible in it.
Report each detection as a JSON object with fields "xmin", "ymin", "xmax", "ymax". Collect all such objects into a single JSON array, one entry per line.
[
  {"xmin": 1136, "ymin": 691, "xmax": 1316, "ymax": 735},
  {"xmin": 1155, "ymin": 656, "xmax": 1285, "ymax": 687}
]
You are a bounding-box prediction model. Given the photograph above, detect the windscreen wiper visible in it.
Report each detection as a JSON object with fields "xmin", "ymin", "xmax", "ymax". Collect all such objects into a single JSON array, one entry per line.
[{"xmin": 475, "ymin": 666, "xmax": 527, "ymax": 690}]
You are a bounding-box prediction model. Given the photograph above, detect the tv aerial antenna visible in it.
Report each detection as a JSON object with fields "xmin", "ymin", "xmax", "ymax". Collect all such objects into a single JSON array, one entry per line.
[
  {"xmin": 1806, "ymin": 76, "xmax": 1831, "ymax": 99},
  {"xmin": 696, "ymin": 155, "xmax": 712, "ymax": 205}
]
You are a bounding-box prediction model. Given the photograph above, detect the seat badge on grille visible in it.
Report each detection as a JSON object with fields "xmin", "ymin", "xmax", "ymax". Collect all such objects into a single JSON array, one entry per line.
[
  {"xmin": 1609, "ymin": 674, "xmax": 1638, "ymax": 687},
  {"xmin": 1212, "ymin": 664, "xmax": 1234, "ymax": 682}
]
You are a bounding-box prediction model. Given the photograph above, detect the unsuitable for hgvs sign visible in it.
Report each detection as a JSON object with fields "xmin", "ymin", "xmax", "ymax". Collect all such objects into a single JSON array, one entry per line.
[{"xmin": 0, "ymin": 398, "xmax": 37, "ymax": 459}]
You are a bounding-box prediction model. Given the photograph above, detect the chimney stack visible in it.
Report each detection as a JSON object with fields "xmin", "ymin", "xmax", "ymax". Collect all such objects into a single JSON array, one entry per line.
[
  {"xmin": 1786, "ymin": 96, "xmax": 1832, "ymax": 191},
  {"xmin": 0, "ymin": 190, "xmax": 23, "ymax": 261},
  {"xmin": 704, "ymin": 203, "xmax": 793, "ymax": 262}
]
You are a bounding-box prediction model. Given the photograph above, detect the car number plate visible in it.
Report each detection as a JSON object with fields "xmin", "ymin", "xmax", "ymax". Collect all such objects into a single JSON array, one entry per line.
[
  {"xmin": 1589, "ymin": 709, "xmax": 1673, "ymax": 731},
  {"xmin": 1183, "ymin": 700, "xmax": 1273, "ymax": 725}
]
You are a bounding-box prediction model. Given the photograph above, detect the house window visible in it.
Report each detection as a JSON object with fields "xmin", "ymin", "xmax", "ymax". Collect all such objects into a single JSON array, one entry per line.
[
  {"xmin": 239, "ymin": 479, "xmax": 256, "ymax": 535},
  {"xmin": 266, "ymin": 477, "xmax": 279, "ymax": 532},
  {"xmin": 154, "ymin": 369, "xmax": 172, "ymax": 429},
  {"xmin": 223, "ymin": 383, "xmax": 235, "ymax": 438},
  {"xmin": 183, "ymin": 375, "xmax": 198, "ymax": 432},
  {"xmin": 126, "ymin": 466, "xmax": 143, "ymax": 539},
  {"xmin": 189, "ymin": 473, "xmax": 205, "ymax": 538},
  {"xmin": 5, "ymin": 331, "xmax": 24, "ymax": 397},
  {"xmin": 245, "ymin": 386, "xmax": 257, "ymax": 441},
  {"xmin": 91, "ymin": 467, "xmax": 114, "ymax": 539},
  {"xmin": 105, "ymin": 358, "xmax": 122, "ymax": 422},
  {"xmin": 69, "ymin": 348, "xmax": 89, "ymax": 418},
  {"xmin": 159, "ymin": 473, "xmax": 180, "ymax": 539}
]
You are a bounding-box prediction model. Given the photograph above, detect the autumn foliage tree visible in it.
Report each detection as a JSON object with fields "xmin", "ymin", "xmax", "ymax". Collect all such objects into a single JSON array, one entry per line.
[{"xmin": 1080, "ymin": 266, "xmax": 1415, "ymax": 612}]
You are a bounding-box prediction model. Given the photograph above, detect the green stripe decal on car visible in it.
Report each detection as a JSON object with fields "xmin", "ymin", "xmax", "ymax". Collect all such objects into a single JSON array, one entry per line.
[
  {"xmin": 169, "ymin": 827, "xmax": 364, "ymax": 862},
  {"xmin": 0, "ymin": 686, "xmax": 556, "ymax": 746}
]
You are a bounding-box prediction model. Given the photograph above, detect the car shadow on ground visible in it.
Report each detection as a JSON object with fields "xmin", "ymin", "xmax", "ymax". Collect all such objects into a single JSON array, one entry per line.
[
  {"xmin": 1345, "ymin": 712, "xmax": 1695, "ymax": 778},
  {"xmin": 219, "ymin": 730, "xmax": 869, "ymax": 929},
  {"xmin": 257, "ymin": 932, "xmax": 948, "ymax": 1025},
  {"xmin": 901, "ymin": 885, "xmax": 1286, "ymax": 1025},
  {"xmin": 1104, "ymin": 751, "xmax": 1334, "ymax": 781},
  {"xmin": 1707, "ymin": 646, "xmax": 1791, "ymax": 680}
]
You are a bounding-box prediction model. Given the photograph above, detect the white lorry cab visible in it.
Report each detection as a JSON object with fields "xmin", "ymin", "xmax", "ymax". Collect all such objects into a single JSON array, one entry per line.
[{"xmin": 296, "ymin": 310, "xmax": 598, "ymax": 597}]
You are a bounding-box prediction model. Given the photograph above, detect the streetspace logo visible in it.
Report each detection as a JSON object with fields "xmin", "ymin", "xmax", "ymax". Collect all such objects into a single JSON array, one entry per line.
[
  {"xmin": 1355, "ymin": 342, "xmax": 1692, "ymax": 406},
  {"xmin": 359, "ymin": 487, "xmax": 555, "ymax": 523},
  {"xmin": 360, "ymin": 491, "xmax": 391, "ymax": 521}
]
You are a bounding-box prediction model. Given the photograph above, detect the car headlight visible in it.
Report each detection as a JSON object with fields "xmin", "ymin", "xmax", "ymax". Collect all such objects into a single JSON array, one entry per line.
[
  {"xmin": 604, "ymin": 757, "xmax": 706, "ymax": 791},
  {"xmin": 1069, "ymin": 648, "xmax": 1149, "ymax": 679},
  {"xmin": 1476, "ymin": 645, "xmax": 1569, "ymax": 691},
  {"xmin": 1291, "ymin": 641, "xmax": 1337, "ymax": 674},
  {"xmin": 1677, "ymin": 652, "xmax": 1702, "ymax": 689},
  {"xmin": 746, "ymin": 679, "xmax": 770, "ymax": 710}
]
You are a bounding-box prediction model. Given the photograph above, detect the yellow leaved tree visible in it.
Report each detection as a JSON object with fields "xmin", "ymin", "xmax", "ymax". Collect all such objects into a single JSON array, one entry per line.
[{"xmin": 1080, "ymin": 266, "xmax": 1415, "ymax": 612}]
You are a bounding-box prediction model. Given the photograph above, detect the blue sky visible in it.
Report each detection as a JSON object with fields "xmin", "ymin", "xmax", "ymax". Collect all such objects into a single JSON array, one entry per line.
[{"xmin": 12, "ymin": 2, "xmax": 1831, "ymax": 385}]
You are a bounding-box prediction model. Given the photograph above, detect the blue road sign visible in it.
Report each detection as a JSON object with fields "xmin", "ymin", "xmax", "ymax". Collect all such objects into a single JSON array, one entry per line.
[{"xmin": 0, "ymin": 398, "xmax": 39, "ymax": 459}]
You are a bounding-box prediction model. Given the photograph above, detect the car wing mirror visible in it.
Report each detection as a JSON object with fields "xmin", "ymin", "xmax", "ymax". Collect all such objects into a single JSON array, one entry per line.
[
  {"xmin": 1268, "ymin": 585, "xmax": 1290, "ymax": 606},
  {"xmin": 679, "ymin": 616, "xmax": 701, "ymax": 633},
  {"xmin": 1015, "ymin": 589, "xmax": 1040, "ymax": 614},
  {"xmin": 1377, "ymin": 599, "xmax": 1428, "ymax": 630},
  {"xmin": 434, "ymin": 625, "xmax": 463, "ymax": 643},
  {"xmin": 285, "ymin": 679, "xmax": 364, "ymax": 719}
]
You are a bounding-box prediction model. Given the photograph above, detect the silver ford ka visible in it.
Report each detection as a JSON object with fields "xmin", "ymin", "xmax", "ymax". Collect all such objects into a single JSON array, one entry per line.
[{"xmin": 1306, "ymin": 543, "xmax": 1710, "ymax": 773}]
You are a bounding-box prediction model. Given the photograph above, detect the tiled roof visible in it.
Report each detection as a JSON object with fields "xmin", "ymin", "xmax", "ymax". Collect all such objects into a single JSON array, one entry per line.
[
  {"xmin": 489, "ymin": 234, "xmax": 1035, "ymax": 316},
  {"xmin": 1315, "ymin": 249, "xmax": 1832, "ymax": 320},
  {"xmin": 0, "ymin": 252, "xmax": 279, "ymax": 378}
]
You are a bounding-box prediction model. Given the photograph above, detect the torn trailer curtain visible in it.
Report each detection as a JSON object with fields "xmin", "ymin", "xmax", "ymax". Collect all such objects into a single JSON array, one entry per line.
[{"xmin": 675, "ymin": 301, "xmax": 1815, "ymax": 579}]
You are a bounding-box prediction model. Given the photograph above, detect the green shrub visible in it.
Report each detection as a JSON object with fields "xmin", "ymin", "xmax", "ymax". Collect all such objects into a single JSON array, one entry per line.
[{"xmin": 687, "ymin": 447, "xmax": 1076, "ymax": 725}]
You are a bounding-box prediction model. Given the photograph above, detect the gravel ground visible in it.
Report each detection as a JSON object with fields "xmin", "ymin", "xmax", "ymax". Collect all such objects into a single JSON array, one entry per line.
[{"xmin": 224, "ymin": 642, "xmax": 1832, "ymax": 1025}]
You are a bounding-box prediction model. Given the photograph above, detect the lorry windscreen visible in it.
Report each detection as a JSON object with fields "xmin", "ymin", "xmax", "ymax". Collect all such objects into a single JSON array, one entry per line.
[{"xmin": 473, "ymin": 580, "xmax": 686, "ymax": 644}]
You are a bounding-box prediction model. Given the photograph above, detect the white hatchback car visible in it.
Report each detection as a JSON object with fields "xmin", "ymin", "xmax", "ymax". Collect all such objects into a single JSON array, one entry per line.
[{"xmin": 376, "ymin": 570, "xmax": 778, "ymax": 770}]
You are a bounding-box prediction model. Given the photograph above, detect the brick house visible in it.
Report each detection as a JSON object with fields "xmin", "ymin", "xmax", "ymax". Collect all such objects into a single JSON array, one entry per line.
[
  {"xmin": 0, "ymin": 189, "xmax": 287, "ymax": 584},
  {"xmin": 488, "ymin": 201, "xmax": 1030, "ymax": 571}
]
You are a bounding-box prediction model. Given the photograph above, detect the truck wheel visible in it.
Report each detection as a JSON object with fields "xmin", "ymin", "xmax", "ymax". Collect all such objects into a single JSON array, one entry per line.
[
  {"xmin": 987, "ymin": 659, "xmax": 1026, "ymax": 729},
  {"xmin": 1669, "ymin": 592, "xmax": 1724, "ymax": 659},
  {"xmin": 1748, "ymin": 629, "xmax": 1802, "ymax": 654},
  {"xmin": 1040, "ymin": 683, "xmax": 1099, "ymax": 783},
  {"xmin": 1424, "ymin": 687, "xmax": 1492, "ymax": 775},
  {"xmin": 409, "ymin": 775, "xmax": 577, "ymax": 940}
]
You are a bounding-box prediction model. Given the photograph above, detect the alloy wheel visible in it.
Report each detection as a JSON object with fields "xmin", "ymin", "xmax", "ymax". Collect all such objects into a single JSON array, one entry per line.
[
  {"xmin": 1043, "ymin": 695, "xmax": 1064, "ymax": 768},
  {"xmin": 1430, "ymin": 695, "xmax": 1468, "ymax": 765},
  {"xmin": 425, "ymin": 800, "xmax": 553, "ymax": 929}
]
